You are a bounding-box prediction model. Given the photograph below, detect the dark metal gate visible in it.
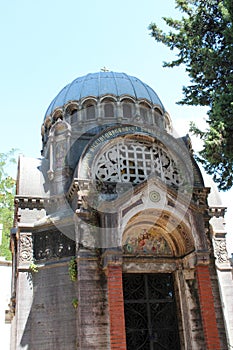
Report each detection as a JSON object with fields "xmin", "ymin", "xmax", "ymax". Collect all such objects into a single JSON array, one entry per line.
[{"xmin": 123, "ymin": 273, "xmax": 181, "ymax": 350}]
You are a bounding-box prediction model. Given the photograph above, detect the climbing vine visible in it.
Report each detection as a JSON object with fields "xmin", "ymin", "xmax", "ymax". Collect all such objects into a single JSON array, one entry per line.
[{"xmin": 68, "ymin": 256, "xmax": 77, "ymax": 282}]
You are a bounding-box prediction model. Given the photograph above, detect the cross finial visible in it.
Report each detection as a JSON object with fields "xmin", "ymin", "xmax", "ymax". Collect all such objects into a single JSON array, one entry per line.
[{"xmin": 101, "ymin": 66, "xmax": 109, "ymax": 72}]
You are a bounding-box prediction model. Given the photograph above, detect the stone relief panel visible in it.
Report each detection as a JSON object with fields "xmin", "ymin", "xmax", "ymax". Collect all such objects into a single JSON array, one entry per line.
[
  {"xmin": 19, "ymin": 233, "xmax": 33, "ymax": 264},
  {"xmin": 213, "ymin": 239, "xmax": 229, "ymax": 264},
  {"xmin": 33, "ymin": 231, "xmax": 75, "ymax": 261}
]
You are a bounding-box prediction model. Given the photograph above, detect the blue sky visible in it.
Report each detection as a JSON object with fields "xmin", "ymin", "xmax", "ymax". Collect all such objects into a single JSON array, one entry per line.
[{"xmin": 1, "ymin": 0, "xmax": 232, "ymax": 253}]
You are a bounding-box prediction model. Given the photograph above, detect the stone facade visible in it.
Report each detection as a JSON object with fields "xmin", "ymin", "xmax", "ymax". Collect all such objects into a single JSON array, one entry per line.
[{"xmin": 10, "ymin": 71, "xmax": 233, "ymax": 349}]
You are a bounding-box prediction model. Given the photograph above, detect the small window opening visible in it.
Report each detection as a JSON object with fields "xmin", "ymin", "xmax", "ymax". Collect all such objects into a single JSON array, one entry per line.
[
  {"xmin": 70, "ymin": 109, "xmax": 78, "ymax": 123},
  {"xmin": 104, "ymin": 103, "xmax": 114, "ymax": 118},
  {"xmin": 86, "ymin": 104, "xmax": 95, "ymax": 120}
]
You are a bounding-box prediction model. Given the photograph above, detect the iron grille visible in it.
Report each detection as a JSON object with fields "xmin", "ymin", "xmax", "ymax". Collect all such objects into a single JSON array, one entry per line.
[{"xmin": 123, "ymin": 273, "xmax": 181, "ymax": 350}]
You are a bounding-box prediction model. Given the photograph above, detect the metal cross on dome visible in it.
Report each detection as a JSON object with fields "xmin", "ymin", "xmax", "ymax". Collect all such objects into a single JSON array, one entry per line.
[{"xmin": 101, "ymin": 66, "xmax": 110, "ymax": 72}]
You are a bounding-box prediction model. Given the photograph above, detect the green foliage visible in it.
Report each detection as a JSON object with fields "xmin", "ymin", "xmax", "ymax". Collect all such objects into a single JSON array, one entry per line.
[
  {"xmin": 149, "ymin": 0, "xmax": 233, "ymax": 190},
  {"xmin": 29, "ymin": 262, "xmax": 39, "ymax": 273},
  {"xmin": 0, "ymin": 149, "xmax": 17, "ymax": 260},
  {"xmin": 72, "ymin": 298, "xmax": 79, "ymax": 309},
  {"xmin": 68, "ymin": 256, "xmax": 77, "ymax": 282}
]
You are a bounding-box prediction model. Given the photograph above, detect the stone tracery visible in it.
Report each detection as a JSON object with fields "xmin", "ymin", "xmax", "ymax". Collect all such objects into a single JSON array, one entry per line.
[{"xmin": 94, "ymin": 138, "xmax": 185, "ymax": 188}]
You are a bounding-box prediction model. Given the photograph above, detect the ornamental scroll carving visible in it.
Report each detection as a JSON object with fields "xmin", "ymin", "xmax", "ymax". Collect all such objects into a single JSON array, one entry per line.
[
  {"xmin": 214, "ymin": 239, "xmax": 228, "ymax": 263},
  {"xmin": 33, "ymin": 231, "xmax": 75, "ymax": 261},
  {"xmin": 94, "ymin": 139, "xmax": 185, "ymax": 188},
  {"xmin": 19, "ymin": 234, "xmax": 33, "ymax": 264}
]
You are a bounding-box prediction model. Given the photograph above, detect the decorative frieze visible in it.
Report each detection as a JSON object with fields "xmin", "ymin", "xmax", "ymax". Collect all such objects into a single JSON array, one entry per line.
[
  {"xmin": 15, "ymin": 196, "xmax": 47, "ymax": 210},
  {"xmin": 33, "ymin": 231, "xmax": 75, "ymax": 261}
]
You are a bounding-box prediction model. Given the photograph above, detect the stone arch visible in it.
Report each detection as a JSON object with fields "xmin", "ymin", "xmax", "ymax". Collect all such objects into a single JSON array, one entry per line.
[
  {"xmin": 63, "ymin": 102, "xmax": 79, "ymax": 124},
  {"xmin": 100, "ymin": 95, "xmax": 118, "ymax": 103},
  {"xmin": 100, "ymin": 96, "xmax": 117, "ymax": 119},
  {"xmin": 82, "ymin": 98, "xmax": 97, "ymax": 120},
  {"xmin": 138, "ymin": 101, "xmax": 152, "ymax": 123},
  {"xmin": 51, "ymin": 108, "xmax": 63, "ymax": 123},
  {"xmin": 120, "ymin": 97, "xmax": 136, "ymax": 119},
  {"xmin": 49, "ymin": 118, "xmax": 71, "ymax": 136}
]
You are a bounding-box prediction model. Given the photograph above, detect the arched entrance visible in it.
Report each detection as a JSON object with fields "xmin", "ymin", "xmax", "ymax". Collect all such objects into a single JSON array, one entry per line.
[{"xmin": 121, "ymin": 209, "xmax": 195, "ymax": 349}]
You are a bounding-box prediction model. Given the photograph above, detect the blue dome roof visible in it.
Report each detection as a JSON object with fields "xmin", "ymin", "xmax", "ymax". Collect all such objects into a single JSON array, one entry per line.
[{"xmin": 45, "ymin": 71, "xmax": 165, "ymax": 118}]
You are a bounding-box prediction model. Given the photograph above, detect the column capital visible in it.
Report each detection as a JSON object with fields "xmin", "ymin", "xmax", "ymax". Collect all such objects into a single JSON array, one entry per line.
[
  {"xmin": 196, "ymin": 250, "xmax": 210, "ymax": 266},
  {"xmin": 102, "ymin": 248, "xmax": 123, "ymax": 270}
]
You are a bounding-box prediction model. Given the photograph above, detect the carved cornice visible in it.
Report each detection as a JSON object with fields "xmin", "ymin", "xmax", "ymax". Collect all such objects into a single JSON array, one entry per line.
[
  {"xmin": 15, "ymin": 196, "xmax": 48, "ymax": 210},
  {"xmin": 15, "ymin": 194, "xmax": 73, "ymax": 212},
  {"xmin": 208, "ymin": 206, "xmax": 227, "ymax": 218},
  {"xmin": 67, "ymin": 178, "xmax": 79, "ymax": 199}
]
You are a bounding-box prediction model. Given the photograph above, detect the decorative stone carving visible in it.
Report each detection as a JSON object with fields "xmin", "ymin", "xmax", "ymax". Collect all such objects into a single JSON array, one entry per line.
[
  {"xmin": 78, "ymin": 220, "xmax": 96, "ymax": 249},
  {"xmin": 33, "ymin": 231, "xmax": 75, "ymax": 261},
  {"xmin": 214, "ymin": 239, "xmax": 229, "ymax": 264},
  {"xmin": 19, "ymin": 233, "xmax": 33, "ymax": 264},
  {"xmin": 149, "ymin": 190, "xmax": 161, "ymax": 203},
  {"xmin": 192, "ymin": 188, "xmax": 210, "ymax": 206},
  {"xmin": 94, "ymin": 139, "xmax": 185, "ymax": 188}
]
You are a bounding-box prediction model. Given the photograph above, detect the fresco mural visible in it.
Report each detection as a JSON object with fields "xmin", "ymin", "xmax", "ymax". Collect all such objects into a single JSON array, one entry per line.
[{"xmin": 123, "ymin": 228, "xmax": 172, "ymax": 256}]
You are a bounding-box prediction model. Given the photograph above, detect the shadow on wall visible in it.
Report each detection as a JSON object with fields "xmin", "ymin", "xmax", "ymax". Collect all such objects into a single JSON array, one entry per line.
[{"xmin": 20, "ymin": 264, "xmax": 77, "ymax": 350}]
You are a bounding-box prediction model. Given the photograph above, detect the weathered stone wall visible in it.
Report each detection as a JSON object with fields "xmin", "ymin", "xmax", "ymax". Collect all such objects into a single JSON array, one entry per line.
[
  {"xmin": 77, "ymin": 248, "xmax": 109, "ymax": 350},
  {"xmin": 13, "ymin": 261, "xmax": 77, "ymax": 350},
  {"xmin": 209, "ymin": 260, "xmax": 228, "ymax": 349}
]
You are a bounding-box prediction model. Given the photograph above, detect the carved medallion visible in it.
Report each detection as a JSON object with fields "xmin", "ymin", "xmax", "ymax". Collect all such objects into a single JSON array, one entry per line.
[{"xmin": 149, "ymin": 190, "xmax": 161, "ymax": 203}]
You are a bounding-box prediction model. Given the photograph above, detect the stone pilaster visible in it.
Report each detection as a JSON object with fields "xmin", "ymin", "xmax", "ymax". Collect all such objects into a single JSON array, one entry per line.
[
  {"xmin": 196, "ymin": 253, "xmax": 221, "ymax": 350},
  {"xmin": 77, "ymin": 248, "xmax": 109, "ymax": 349},
  {"xmin": 103, "ymin": 249, "xmax": 126, "ymax": 350}
]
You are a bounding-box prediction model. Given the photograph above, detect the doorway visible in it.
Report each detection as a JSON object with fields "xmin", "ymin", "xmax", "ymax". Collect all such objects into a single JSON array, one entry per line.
[{"xmin": 123, "ymin": 273, "xmax": 181, "ymax": 350}]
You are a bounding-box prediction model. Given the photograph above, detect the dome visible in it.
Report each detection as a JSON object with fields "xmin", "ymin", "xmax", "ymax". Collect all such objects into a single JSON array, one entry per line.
[{"xmin": 44, "ymin": 71, "xmax": 165, "ymax": 118}]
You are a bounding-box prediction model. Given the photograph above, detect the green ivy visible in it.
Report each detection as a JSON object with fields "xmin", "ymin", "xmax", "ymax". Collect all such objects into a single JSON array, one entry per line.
[
  {"xmin": 29, "ymin": 262, "xmax": 39, "ymax": 273},
  {"xmin": 72, "ymin": 298, "xmax": 79, "ymax": 309},
  {"xmin": 68, "ymin": 256, "xmax": 77, "ymax": 282}
]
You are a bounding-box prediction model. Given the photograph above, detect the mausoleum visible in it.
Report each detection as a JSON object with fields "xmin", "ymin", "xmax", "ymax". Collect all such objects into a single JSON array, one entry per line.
[{"xmin": 10, "ymin": 71, "xmax": 233, "ymax": 349}]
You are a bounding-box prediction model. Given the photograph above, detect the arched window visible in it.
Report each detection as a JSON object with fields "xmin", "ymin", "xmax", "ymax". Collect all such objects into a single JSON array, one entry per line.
[
  {"xmin": 70, "ymin": 109, "xmax": 78, "ymax": 124},
  {"xmin": 139, "ymin": 102, "xmax": 151, "ymax": 121},
  {"xmin": 86, "ymin": 104, "xmax": 96, "ymax": 120},
  {"xmin": 152, "ymin": 108, "xmax": 163, "ymax": 126},
  {"xmin": 104, "ymin": 103, "xmax": 114, "ymax": 118},
  {"xmin": 122, "ymin": 100, "xmax": 134, "ymax": 119},
  {"xmin": 102, "ymin": 98, "xmax": 115, "ymax": 118},
  {"xmin": 82, "ymin": 99, "xmax": 97, "ymax": 120}
]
